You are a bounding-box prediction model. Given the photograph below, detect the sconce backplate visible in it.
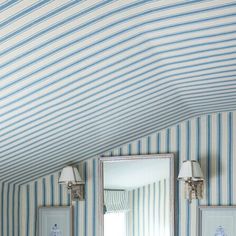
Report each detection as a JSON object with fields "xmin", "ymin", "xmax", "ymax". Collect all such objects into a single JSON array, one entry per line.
[{"xmin": 71, "ymin": 184, "xmax": 85, "ymax": 201}]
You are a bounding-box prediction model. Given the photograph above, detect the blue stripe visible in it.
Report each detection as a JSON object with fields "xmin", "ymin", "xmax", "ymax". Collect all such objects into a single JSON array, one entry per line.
[
  {"xmin": 84, "ymin": 162, "xmax": 88, "ymax": 236},
  {"xmin": 157, "ymin": 133, "xmax": 160, "ymax": 153},
  {"xmin": 132, "ymin": 191, "xmax": 135, "ymax": 236},
  {"xmin": 1, "ymin": 0, "xmax": 236, "ymax": 194},
  {"xmin": 217, "ymin": 113, "xmax": 222, "ymax": 205},
  {"xmin": 186, "ymin": 121, "xmax": 190, "ymax": 236},
  {"xmin": 50, "ymin": 175, "xmax": 54, "ymax": 205},
  {"xmin": 1, "ymin": 55, "xmax": 236, "ymax": 140},
  {"xmin": 158, "ymin": 181, "xmax": 161, "ymax": 236},
  {"xmin": 163, "ymin": 179, "xmax": 166, "ymax": 235},
  {"xmin": 138, "ymin": 188, "xmax": 140, "ymax": 236},
  {"xmin": 119, "ymin": 147, "xmax": 122, "ymax": 156},
  {"xmin": 67, "ymin": 192, "xmax": 70, "ymax": 206},
  {"xmin": 0, "ymin": 1, "xmax": 51, "ymax": 29},
  {"xmin": 92, "ymin": 159, "xmax": 96, "ymax": 236},
  {"xmin": 2, "ymin": 54, "xmax": 236, "ymax": 153},
  {"xmin": 1, "ymin": 1, "xmax": 79, "ymax": 42},
  {"xmin": 17, "ymin": 186, "xmax": 20, "ymax": 236},
  {"xmin": 207, "ymin": 115, "xmax": 211, "ymax": 204},
  {"xmin": 0, "ymin": 1, "xmax": 18, "ymax": 12},
  {"xmin": 143, "ymin": 186, "xmax": 145, "ymax": 236},
  {"xmin": 59, "ymin": 173, "xmax": 62, "ymax": 206},
  {"xmin": 128, "ymin": 143, "xmax": 132, "ymax": 155},
  {"xmin": 75, "ymin": 200, "xmax": 79, "ymax": 236},
  {"xmin": 187, "ymin": 121, "xmax": 190, "ymax": 160},
  {"xmin": 6, "ymin": 183, "xmax": 10, "ymax": 236},
  {"xmin": 147, "ymin": 136, "xmax": 151, "ymax": 154},
  {"xmin": 196, "ymin": 117, "xmax": 200, "ymax": 162},
  {"xmin": 1, "ymin": 182, "xmax": 5, "ymax": 236},
  {"xmin": 196, "ymin": 117, "xmax": 201, "ymax": 208},
  {"xmin": 12, "ymin": 184, "xmax": 15, "ymax": 236},
  {"xmin": 5, "ymin": 3, "xmax": 235, "ymax": 72},
  {"xmin": 5, "ymin": 88, "xmax": 236, "ymax": 167},
  {"xmin": 1, "ymin": 53, "xmax": 236, "ymax": 153},
  {"xmin": 26, "ymin": 185, "xmax": 30, "ymax": 236},
  {"xmin": 177, "ymin": 124, "xmax": 181, "ymax": 236},
  {"xmin": 0, "ymin": 0, "xmax": 148, "ymax": 57},
  {"xmin": 9, "ymin": 103, "xmax": 236, "ymax": 184},
  {"xmin": 2, "ymin": 12, "xmax": 236, "ymax": 89},
  {"xmin": 2, "ymin": 23, "xmax": 236, "ymax": 106},
  {"xmin": 2, "ymin": 110, "xmax": 236, "ymax": 236},
  {"xmin": 8, "ymin": 103, "xmax": 236, "ymax": 185},
  {"xmin": 167, "ymin": 128, "xmax": 170, "ymax": 153},
  {"xmin": 228, "ymin": 112, "xmax": 233, "ymax": 205},
  {"xmin": 148, "ymin": 184, "xmax": 150, "ymax": 236},
  {"xmin": 137, "ymin": 140, "xmax": 141, "ymax": 155},
  {"xmin": 42, "ymin": 178, "xmax": 46, "ymax": 206},
  {"xmin": 153, "ymin": 183, "xmax": 156, "ymax": 236},
  {"xmin": 0, "ymin": 0, "xmax": 216, "ymax": 62},
  {"xmin": 1, "ymin": 11, "xmax": 236, "ymax": 112},
  {"xmin": 2, "ymin": 96, "xmax": 236, "ymax": 168},
  {"xmin": 34, "ymin": 181, "xmax": 38, "ymax": 236}
]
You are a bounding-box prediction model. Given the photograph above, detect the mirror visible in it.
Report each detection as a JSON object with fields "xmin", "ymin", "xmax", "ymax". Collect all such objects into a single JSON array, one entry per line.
[{"xmin": 98, "ymin": 154, "xmax": 175, "ymax": 236}]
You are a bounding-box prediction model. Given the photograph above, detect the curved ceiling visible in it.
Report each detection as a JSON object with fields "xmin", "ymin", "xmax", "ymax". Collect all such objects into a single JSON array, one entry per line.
[{"xmin": 1, "ymin": 0, "xmax": 236, "ymax": 184}]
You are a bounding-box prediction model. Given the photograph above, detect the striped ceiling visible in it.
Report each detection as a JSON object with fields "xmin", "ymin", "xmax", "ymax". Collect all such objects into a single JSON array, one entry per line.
[{"xmin": 1, "ymin": 0, "xmax": 236, "ymax": 185}]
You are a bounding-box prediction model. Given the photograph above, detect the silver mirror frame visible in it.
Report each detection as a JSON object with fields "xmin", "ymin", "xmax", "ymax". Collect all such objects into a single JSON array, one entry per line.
[{"xmin": 98, "ymin": 154, "xmax": 176, "ymax": 236}]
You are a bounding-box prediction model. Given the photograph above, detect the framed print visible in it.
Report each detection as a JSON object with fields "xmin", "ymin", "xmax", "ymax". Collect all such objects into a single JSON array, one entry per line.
[
  {"xmin": 38, "ymin": 206, "xmax": 72, "ymax": 236},
  {"xmin": 198, "ymin": 206, "xmax": 236, "ymax": 236}
]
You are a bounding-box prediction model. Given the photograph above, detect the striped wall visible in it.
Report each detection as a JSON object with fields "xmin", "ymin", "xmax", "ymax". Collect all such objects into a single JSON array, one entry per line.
[
  {"xmin": 18, "ymin": 159, "xmax": 98, "ymax": 236},
  {"xmin": 1, "ymin": 111, "xmax": 236, "ymax": 236},
  {"xmin": 127, "ymin": 179, "xmax": 170, "ymax": 236},
  {"xmin": 0, "ymin": 183, "xmax": 20, "ymax": 236},
  {"xmin": 1, "ymin": 0, "xmax": 236, "ymax": 184}
]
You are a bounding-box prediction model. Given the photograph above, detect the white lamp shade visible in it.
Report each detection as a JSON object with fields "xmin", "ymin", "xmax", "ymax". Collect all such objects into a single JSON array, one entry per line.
[
  {"xmin": 178, "ymin": 160, "xmax": 204, "ymax": 180},
  {"xmin": 59, "ymin": 166, "xmax": 82, "ymax": 184}
]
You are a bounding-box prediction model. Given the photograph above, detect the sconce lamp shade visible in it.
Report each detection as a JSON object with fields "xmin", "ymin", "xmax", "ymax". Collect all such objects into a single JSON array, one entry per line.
[
  {"xmin": 178, "ymin": 160, "xmax": 204, "ymax": 181},
  {"xmin": 59, "ymin": 166, "xmax": 82, "ymax": 184}
]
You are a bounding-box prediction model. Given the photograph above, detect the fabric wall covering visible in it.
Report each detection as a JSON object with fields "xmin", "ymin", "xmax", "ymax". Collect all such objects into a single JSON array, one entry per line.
[
  {"xmin": 1, "ymin": 111, "xmax": 235, "ymax": 236},
  {"xmin": 1, "ymin": 0, "xmax": 236, "ymax": 185},
  {"xmin": 127, "ymin": 179, "xmax": 170, "ymax": 236},
  {"xmin": 0, "ymin": 183, "xmax": 20, "ymax": 236}
]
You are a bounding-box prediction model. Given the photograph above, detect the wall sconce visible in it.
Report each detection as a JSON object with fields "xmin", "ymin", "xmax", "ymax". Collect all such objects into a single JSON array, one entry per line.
[
  {"xmin": 59, "ymin": 166, "xmax": 85, "ymax": 201},
  {"xmin": 177, "ymin": 160, "xmax": 204, "ymax": 203}
]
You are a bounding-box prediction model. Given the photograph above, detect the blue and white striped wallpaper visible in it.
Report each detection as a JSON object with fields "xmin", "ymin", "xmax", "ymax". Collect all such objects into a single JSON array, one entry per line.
[
  {"xmin": 1, "ymin": 111, "xmax": 236, "ymax": 236},
  {"xmin": 127, "ymin": 179, "xmax": 170, "ymax": 236},
  {"xmin": 1, "ymin": 0, "xmax": 236, "ymax": 184},
  {"xmin": 0, "ymin": 183, "xmax": 20, "ymax": 236}
]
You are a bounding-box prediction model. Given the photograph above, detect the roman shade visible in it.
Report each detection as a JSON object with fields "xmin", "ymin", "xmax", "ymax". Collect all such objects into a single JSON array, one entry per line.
[{"xmin": 104, "ymin": 190, "xmax": 129, "ymax": 213}]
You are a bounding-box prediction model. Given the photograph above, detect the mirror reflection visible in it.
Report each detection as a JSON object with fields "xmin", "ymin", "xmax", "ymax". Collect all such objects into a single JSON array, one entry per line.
[{"xmin": 103, "ymin": 156, "xmax": 173, "ymax": 236}]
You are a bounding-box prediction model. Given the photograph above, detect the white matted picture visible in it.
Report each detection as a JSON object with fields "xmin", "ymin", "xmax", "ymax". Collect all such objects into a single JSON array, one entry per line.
[
  {"xmin": 38, "ymin": 207, "xmax": 72, "ymax": 236},
  {"xmin": 198, "ymin": 206, "xmax": 236, "ymax": 236}
]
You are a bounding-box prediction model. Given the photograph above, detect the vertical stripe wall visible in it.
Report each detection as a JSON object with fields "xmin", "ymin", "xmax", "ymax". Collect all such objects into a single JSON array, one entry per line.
[
  {"xmin": 0, "ymin": 183, "xmax": 20, "ymax": 236},
  {"xmin": 1, "ymin": 111, "xmax": 236, "ymax": 236},
  {"xmin": 127, "ymin": 179, "xmax": 170, "ymax": 236}
]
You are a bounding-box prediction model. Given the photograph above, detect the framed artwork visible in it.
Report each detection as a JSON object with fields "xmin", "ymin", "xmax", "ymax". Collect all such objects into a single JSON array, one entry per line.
[
  {"xmin": 198, "ymin": 206, "xmax": 236, "ymax": 236},
  {"xmin": 38, "ymin": 206, "xmax": 73, "ymax": 236}
]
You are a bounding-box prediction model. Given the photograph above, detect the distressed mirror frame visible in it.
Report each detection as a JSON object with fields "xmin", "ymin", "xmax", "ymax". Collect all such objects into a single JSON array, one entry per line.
[{"xmin": 98, "ymin": 154, "xmax": 176, "ymax": 236}]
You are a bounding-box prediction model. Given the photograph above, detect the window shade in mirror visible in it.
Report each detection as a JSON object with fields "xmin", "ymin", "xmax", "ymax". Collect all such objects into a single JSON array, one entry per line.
[{"xmin": 104, "ymin": 190, "xmax": 129, "ymax": 213}]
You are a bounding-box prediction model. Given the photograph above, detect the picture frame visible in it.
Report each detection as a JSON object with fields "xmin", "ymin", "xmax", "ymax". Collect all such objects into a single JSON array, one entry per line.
[
  {"xmin": 38, "ymin": 206, "xmax": 73, "ymax": 236},
  {"xmin": 198, "ymin": 206, "xmax": 236, "ymax": 236}
]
